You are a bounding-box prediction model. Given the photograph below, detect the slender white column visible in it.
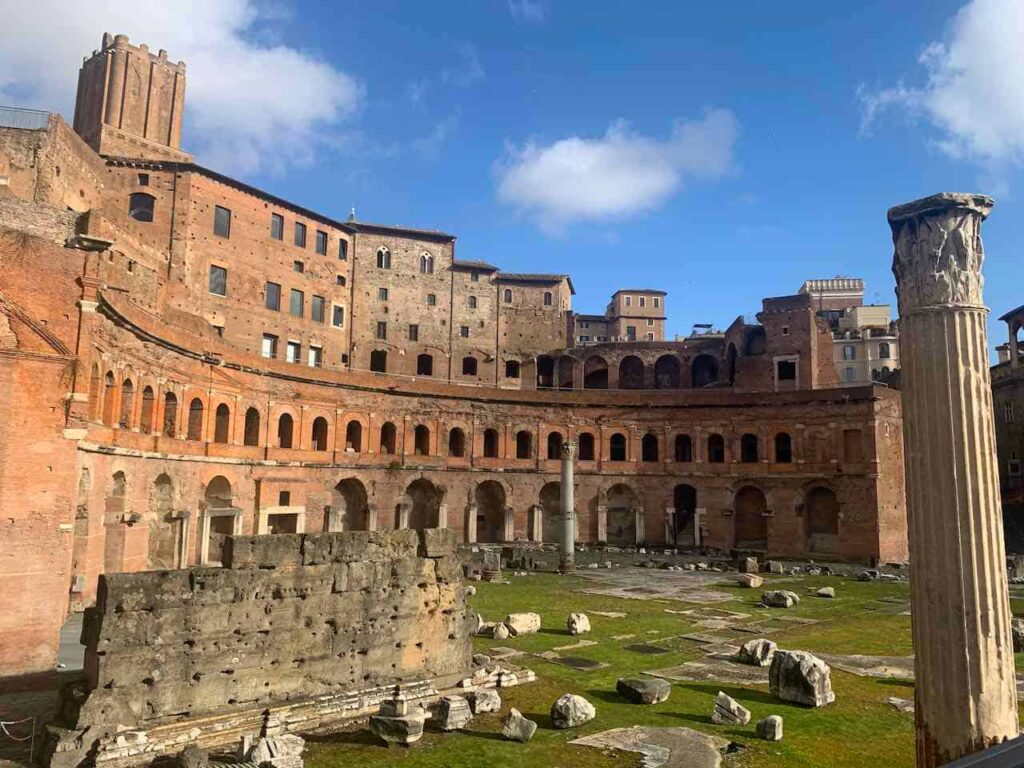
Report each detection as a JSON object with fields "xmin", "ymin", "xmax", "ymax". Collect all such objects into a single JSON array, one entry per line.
[
  {"xmin": 559, "ymin": 441, "xmax": 577, "ymax": 574},
  {"xmin": 889, "ymin": 192, "xmax": 1018, "ymax": 766}
]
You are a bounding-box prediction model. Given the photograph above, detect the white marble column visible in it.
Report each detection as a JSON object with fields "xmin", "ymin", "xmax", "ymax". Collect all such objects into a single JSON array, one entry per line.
[{"xmin": 889, "ymin": 192, "xmax": 1018, "ymax": 766}]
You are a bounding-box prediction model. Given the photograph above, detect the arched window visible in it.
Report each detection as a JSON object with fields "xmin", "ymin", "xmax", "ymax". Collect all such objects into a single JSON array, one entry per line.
[
  {"xmin": 448, "ymin": 427, "xmax": 466, "ymax": 457},
  {"xmin": 619, "ymin": 356, "xmax": 644, "ymax": 389},
  {"xmin": 128, "ymin": 192, "xmax": 155, "ymax": 222},
  {"xmin": 462, "ymin": 356, "xmax": 478, "ymax": 376},
  {"xmin": 515, "ymin": 430, "xmax": 532, "ymax": 459},
  {"xmin": 244, "ymin": 407, "xmax": 260, "ymax": 446},
  {"xmin": 707, "ymin": 433, "xmax": 725, "ymax": 463},
  {"xmin": 376, "ymin": 246, "xmax": 391, "ymax": 269},
  {"xmin": 483, "ymin": 428, "xmax": 500, "ymax": 458},
  {"xmin": 578, "ymin": 432, "xmax": 595, "ymax": 461},
  {"xmin": 537, "ymin": 355, "xmax": 555, "ymax": 388},
  {"xmin": 642, "ymin": 433, "xmax": 659, "ymax": 462},
  {"xmin": 380, "ymin": 422, "xmax": 397, "ymax": 454},
  {"xmin": 740, "ymin": 433, "xmax": 759, "ymax": 463},
  {"xmin": 468, "ymin": 296, "xmax": 478, "ymax": 309},
  {"xmin": 277, "ymin": 413, "xmax": 294, "ymax": 449},
  {"xmin": 187, "ymin": 398, "xmax": 204, "ymax": 440},
  {"xmin": 543, "ymin": 291, "xmax": 552, "ymax": 306},
  {"xmin": 311, "ymin": 417, "xmax": 329, "ymax": 451},
  {"xmin": 345, "ymin": 420, "xmax": 363, "ymax": 452},
  {"xmin": 102, "ymin": 372, "xmax": 117, "ymax": 424},
  {"xmin": 674, "ymin": 434, "xmax": 693, "ymax": 462},
  {"xmin": 419, "ymin": 252, "xmax": 434, "ymax": 274},
  {"xmin": 89, "ymin": 364, "xmax": 101, "ymax": 421},
  {"xmin": 610, "ymin": 433, "xmax": 627, "ymax": 461},
  {"xmin": 414, "ymin": 425, "xmax": 430, "ymax": 456},
  {"xmin": 775, "ymin": 432, "xmax": 793, "ymax": 463},
  {"xmin": 879, "ymin": 342, "xmax": 891, "ymax": 359},
  {"xmin": 140, "ymin": 386, "xmax": 155, "ymax": 434},
  {"xmin": 163, "ymin": 392, "xmax": 178, "ymax": 436},
  {"xmin": 119, "ymin": 379, "xmax": 134, "ymax": 428},
  {"xmin": 503, "ymin": 288, "xmax": 512, "ymax": 303},
  {"xmin": 214, "ymin": 403, "xmax": 231, "ymax": 444},
  {"xmin": 547, "ymin": 431, "xmax": 563, "ymax": 460},
  {"xmin": 505, "ymin": 360, "xmax": 521, "ymax": 378},
  {"xmin": 416, "ymin": 354, "xmax": 434, "ymax": 376}
]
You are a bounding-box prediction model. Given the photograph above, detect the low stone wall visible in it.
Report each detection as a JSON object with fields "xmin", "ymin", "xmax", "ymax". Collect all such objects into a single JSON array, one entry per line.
[{"xmin": 50, "ymin": 529, "xmax": 472, "ymax": 767}]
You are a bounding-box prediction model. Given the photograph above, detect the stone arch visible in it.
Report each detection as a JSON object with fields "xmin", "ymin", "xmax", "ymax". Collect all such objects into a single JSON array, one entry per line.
[
  {"xmin": 707, "ymin": 433, "xmax": 726, "ymax": 463},
  {"xmin": 103, "ymin": 470, "xmax": 129, "ymax": 573},
  {"xmin": 89, "ymin": 363, "xmax": 101, "ymax": 421},
  {"xmin": 139, "ymin": 386, "xmax": 155, "ymax": 434},
  {"xmin": 619, "ymin": 355, "xmax": 644, "ymax": 389},
  {"xmin": 583, "ymin": 356, "xmax": 608, "ymax": 389},
  {"xmin": 332, "ymin": 478, "xmax": 369, "ymax": 531},
  {"xmin": 607, "ymin": 483, "xmax": 637, "ymax": 545},
  {"xmin": 403, "ymin": 478, "xmax": 442, "ymax": 530},
  {"xmin": 674, "ymin": 434, "xmax": 693, "ymax": 462},
  {"xmin": 578, "ymin": 432, "xmax": 595, "ymax": 461},
  {"xmin": 540, "ymin": 482, "xmax": 561, "ymax": 542},
  {"xmin": 641, "ymin": 433, "xmax": 659, "ymax": 462},
  {"xmin": 691, "ymin": 354, "xmax": 719, "ymax": 388},
  {"xmin": 414, "ymin": 424, "xmax": 430, "ymax": 456},
  {"xmin": 546, "ymin": 431, "xmax": 564, "ymax": 460},
  {"xmin": 557, "ymin": 356, "xmax": 575, "ymax": 389},
  {"xmin": 672, "ymin": 484, "xmax": 698, "ymax": 547},
  {"xmin": 462, "ymin": 356, "xmax": 478, "ymax": 376},
  {"xmin": 448, "ymin": 427, "xmax": 466, "ymax": 457},
  {"xmin": 483, "ymin": 428, "xmax": 500, "ymax": 458},
  {"xmin": 537, "ymin": 355, "xmax": 555, "ymax": 388},
  {"xmin": 243, "ymin": 407, "xmax": 261, "ymax": 446},
  {"xmin": 805, "ymin": 486, "xmax": 840, "ymax": 554},
  {"xmin": 775, "ymin": 432, "xmax": 793, "ymax": 463},
  {"xmin": 380, "ymin": 422, "xmax": 398, "ymax": 455},
  {"xmin": 416, "ymin": 353, "xmax": 434, "ymax": 376},
  {"xmin": 214, "ymin": 403, "xmax": 231, "ymax": 444},
  {"xmin": 102, "ymin": 371, "xmax": 117, "ymax": 425},
  {"xmin": 277, "ymin": 412, "xmax": 294, "ymax": 449},
  {"xmin": 740, "ymin": 432, "xmax": 759, "ymax": 463},
  {"xmin": 609, "ymin": 432, "xmax": 627, "ymax": 461},
  {"xmin": 202, "ymin": 475, "xmax": 236, "ymax": 566},
  {"xmin": 187, "ymin": 398, "xmax": 204, "ymax": 440},
  {"xmin": 654, "ymin": 355, "xmax": 681, "ymax": 388},
  {"xmin": 475, "ymin": 480, "xmax": 507, "ymax": 544},
  {"xmin": 345, "ymin": 419, "xmax": 363, "ymax": 452},
  {"xmin": 311, "ymin": 416, "xmax": 329, "ymax": 451},
  {"xmin": 119, "ymin": 378, "xmax": 135, "ymax": 428},
  {"xmin": 733, "ymin": 485, "xmax": 768, "ymax": 549},
  {"xmin": 515, "ymin": 429, "xmax": 533, "ymax": 459}
]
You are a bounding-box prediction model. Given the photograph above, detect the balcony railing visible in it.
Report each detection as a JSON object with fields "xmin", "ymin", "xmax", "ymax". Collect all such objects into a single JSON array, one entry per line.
[{"xmin": 0, "ymin": 106, "xmax": 50, "ymax": 130}]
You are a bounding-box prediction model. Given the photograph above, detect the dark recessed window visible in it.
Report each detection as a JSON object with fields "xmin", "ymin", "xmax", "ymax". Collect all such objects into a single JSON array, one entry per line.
[
  {"xmin": 279, "ymin": 491, "xmax": 291, "ymax": 506},
  {"xmin": 294, "ymin": 222, "xmax": 307, "ymax": 248},
  {"xmin": 270, "ymin": 213, "xmax": 284, "ymax": 240},
  {"xmin": 209, "ymin": 265, "xmax": 227, "ymax": 296},
  {"xmin": 471, "ymin": 271, "xmax": 479, "ymax": 282},
  {"xmin": 505, "ymin": 360, "xmax": 520, "ymax": 378},
  {"xmin": 312, "ymin": 295, "xmax": 325, "ymax": 323},
  {"xmin": 376, "ymin": 321, "xmax": 387, "ymax": 340},
  {"xmin": 544, "ymin": 291, "xmax": 553, "ymax": 306},
  {"xmin": 503, "ymin": 289, "xmax": 512, "ymax": 303},
  {"xmin": 468, "ymin": 296, "xmax": 477, "ymax": 308},
  {"xmin": 128, "ymin": 192, "xmax": 155, "ymax": 222},
  {"xmin": 332, "ymin": 305, "xmax": 345, "ymax": 328},
  {"xmin": 338, "ymin": 240, "xmax": 348, "ymax": 261},
  {"xmin": 426, "ymin": 293, "xmax": 436, "ymax": 306},
  {"xmin": 460, "ymin": 325, "xmax": 470, "ymax": 338},
  {"xmin": 290, "ymin": 288, "xmax": 304, "ymax": 317},
  {"xmin": 378, "ymin": 287, "xmax": 388, "ymax": 301},
  {"xmin": 213, "ymin": 206, "xmax": 231, "ymax": 238},
  {"xmin": 336, "ymin": 275, "xmax": 346, "ymax": 286},
  {"xmin": 265, "ymin": 282, "xmax": 281, "ymax": 311},
  {"xmin": 137, "ymin": 173, "xmax": 150, "ymax": 186},
  {"xmin": 315, "ymin": 230, "xmax": 328, "ymax": 255},
  {"xmin": 293, "ymin": 260, "xmax": 304, "ymax": 273},
  {"xmin": 408, "ymin": 324, "xmax": 419, "ymax": 341}
]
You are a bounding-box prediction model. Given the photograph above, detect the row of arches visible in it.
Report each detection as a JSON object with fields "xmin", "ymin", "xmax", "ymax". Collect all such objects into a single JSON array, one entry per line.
[{"xmin": 537, "ymin": 353, "xmax": 720, "ymax": 390}]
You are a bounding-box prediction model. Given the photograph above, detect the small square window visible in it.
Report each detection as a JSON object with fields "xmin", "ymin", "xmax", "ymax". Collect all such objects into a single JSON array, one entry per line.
[
  {"xmin": 336, "ymin": 275, "xmax": 346, "ymax": 286},
  {"xmin": 378, "ymin": 287, "xmax": 389, "ymax": 301},
  {"xmin": 777, "ymin": 359, "xmax": 797, "ymax": 381},
  {"xmin": 209, "ymin": 265, "xmax": 227, "ymax": 296},
  {"xmin": 293, "ymin": 260, "xmax": 304, "ymax": 274},
  {"xmin": 270, "ymin": 213, "xmax": 283, "ymax": 240},
  {"xmin": 315, "ymin": 230, "xmax": 328, "ymax": 255},
  {"xmin": 426, "ymin": 294, "xmax": 436, "ymax": 306},
  {"xmin": 647, "ymin": 319, "xmax": 654, "ymax": 326},
  {"xmin": 279, "ymin": 490, "xmax": 291, "ymax": 506},
  {"xmin": 137, "ymin": 173, "xmax": 150, "ymax": 186},
  {"xmin": 1010, "ymin": 459, "xmax": 1022, "ymax": 477},
  {"xmin": 213, "ymin": 206, "xmax": 231, "ymax": 238},
  {"xmin": 782, "ymin": 326, "xmax": 790, "ymax": 336},
  {"xmin": 294, "ymin": 222, "xmax": 307, "ymax": 248},
  {"xmin": 460, "ymin": 325, "xmax": 470, "ymax": 338}
]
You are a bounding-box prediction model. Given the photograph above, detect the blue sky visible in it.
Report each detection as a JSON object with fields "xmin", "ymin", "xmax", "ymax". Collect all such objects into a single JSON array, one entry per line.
[{"xmin": 3, "ymin": 0, "xmax": 1022, "ymax": 353}]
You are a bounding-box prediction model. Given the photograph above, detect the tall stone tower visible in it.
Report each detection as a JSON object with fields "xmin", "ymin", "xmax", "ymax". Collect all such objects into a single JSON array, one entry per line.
[{"xmin": 72, "ymin": 33, "xmax": 191, "ymax": 162}]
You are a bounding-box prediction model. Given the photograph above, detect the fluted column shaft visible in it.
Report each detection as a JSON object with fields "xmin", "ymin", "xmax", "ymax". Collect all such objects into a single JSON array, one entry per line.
[
  {"xmin": 889, "ymin": 193, "xmax": 1018, "ymax": 767},
  {"xmin": 559, "ymin": 441, "xmax": 577, "ymax": 574}
]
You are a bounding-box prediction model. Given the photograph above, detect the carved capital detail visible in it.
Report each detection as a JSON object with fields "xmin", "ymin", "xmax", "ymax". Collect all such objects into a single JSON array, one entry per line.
[{"xmin": 560, "ymin": 440, "xmax": 578, "ymax": 461}]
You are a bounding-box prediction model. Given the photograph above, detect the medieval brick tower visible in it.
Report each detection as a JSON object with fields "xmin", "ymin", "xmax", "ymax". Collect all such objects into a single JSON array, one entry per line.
[{"xmin": 72, "ymin": 32, "xmax": 191, "ymax": 162}]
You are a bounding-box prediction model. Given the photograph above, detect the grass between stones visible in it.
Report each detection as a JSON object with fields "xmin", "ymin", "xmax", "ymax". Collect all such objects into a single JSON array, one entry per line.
[{"xmin": 305, "ymin": 570, "xmax": 973, "ymax": 767}]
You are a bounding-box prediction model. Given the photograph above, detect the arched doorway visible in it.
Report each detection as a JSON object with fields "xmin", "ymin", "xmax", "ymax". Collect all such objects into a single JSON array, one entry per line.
[
  {"xmin": 734, "ymin": 485, "xmax": 768, "ymax": 550},
  {"xmin": 540, "ymin": 482, "xmax": 561, "ymax": 542},
  {"xmin": 619, "ymin": 356, "xmax": 644, "ymax": 389},
  {"xmin": 103, "ymin": 471, "xmax": 128, "ymax": 573},
  {"xmin": 806, "ymin": 486, "xmax": 840, "ymax": 554},
  {"xmin": 607, "ymin": 484, "xmax": 637, "ymax": 545},
  {"xmin": 475, "ymin": 481, "xmax": 506, "ymax": 543},
  {"xmin": 203, "ymin": 476, "xmax": 236, "ymax": 565},
  {"xmin": 583, "ymin": 356, "xmax": 608, "ymax": 389},
  {"xmin": 557, "ymin": 357, "xmax": 575, "ymax": 389},
  {"xmin": 691, "ymin": 354, "xmax": 719, "ymax": 387},
  {"xmin": 654, "ymin": 355, "xmax": 681, "ymax": 388},
  {"xmin": 404, "ymin": 479, "xmax": 441, "ymax": 530},
  {"xmin": 332, "ymin": 478, "xmax": 369, "ymax": 531},
  {"xmin": 672, "ymin": 484, "xmax": 697, "ymax": 547},
  {"xmin": 537, "ymin": 355, "xmax": 555, "ymax": 388}
]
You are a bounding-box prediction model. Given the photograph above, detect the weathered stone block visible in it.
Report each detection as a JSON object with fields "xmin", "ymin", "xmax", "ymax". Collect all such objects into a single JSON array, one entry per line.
[
  {"xmin": 224, "ymin": 535, "xmax": 303, "ymax": 570},
  {"xmin": 418, "ymin": 528, "xmax": 456, "ymax": 558},
  {"xmin": 769, "ymin": 650, "xmax": 835, "ymax": 707}
]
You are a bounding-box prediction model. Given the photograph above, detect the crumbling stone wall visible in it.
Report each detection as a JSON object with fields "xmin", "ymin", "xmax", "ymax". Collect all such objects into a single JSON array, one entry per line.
[{"xmin": 71, "ymin": 529, "xmax": 469, "ymax": 728}]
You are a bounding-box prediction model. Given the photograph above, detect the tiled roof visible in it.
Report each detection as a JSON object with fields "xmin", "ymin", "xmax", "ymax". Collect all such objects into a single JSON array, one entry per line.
[
  {"xmin": 498, "ymin": 272, "xmax": 576, "ymax": 295},
  {"xmin": 452, "ymin": 259, "xmax": 499, "ymax": 272}
]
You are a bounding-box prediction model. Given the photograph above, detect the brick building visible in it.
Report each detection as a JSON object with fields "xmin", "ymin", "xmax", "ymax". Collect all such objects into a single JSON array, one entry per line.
[
  {"xmin": 993, "ymin": 304, "xmax": 1024, "ymax": 522},
  {"xmin": 0, "ymin": 33, "xmax": 908, "ymax": 677}
]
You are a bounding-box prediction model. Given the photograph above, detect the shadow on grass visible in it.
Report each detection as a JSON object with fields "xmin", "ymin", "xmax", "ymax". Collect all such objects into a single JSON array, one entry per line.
[
  {"xmin": 876, "ymin": 678, "xmax": 915, "ymax": 690},
  {"xmin": 306, "ymin": 729, "xmax": 381, "ymax": 747},
  {"xmin": 679, "ymin": 682, "xmax": 778, "ymax": 707},
  {"xmin": 539, "ymin": 628, "xmax": 573, "ymax": 637},
  {"xmin": 584, "ymin": 689, "xmax": 627, "ymax": 705},
  {"xmin": 457, "ymin": 728, "xmax": 508, "ymax": 742}
]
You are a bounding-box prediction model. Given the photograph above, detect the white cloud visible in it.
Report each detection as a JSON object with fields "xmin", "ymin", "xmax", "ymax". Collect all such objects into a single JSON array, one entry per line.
[
  {"xmin": 858, "ymin": 0, "xmax": 1024, "ymax": 167},
  {"xmin": 0, "ymin": 0, "xmax": 362, "ymax": 176},
  {"xmin": 495, "ymin": 109, "xmax": 738, "ymax": 233},
  {"xmin": 509, "ymin": 0, "xmax": 547, "ymax": 24}
]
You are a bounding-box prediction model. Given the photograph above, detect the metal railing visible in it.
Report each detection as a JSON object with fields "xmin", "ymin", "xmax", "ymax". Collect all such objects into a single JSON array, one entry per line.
[{"xmin": 0, "ymin": 106, "xmax": 50, "ymax": 130}]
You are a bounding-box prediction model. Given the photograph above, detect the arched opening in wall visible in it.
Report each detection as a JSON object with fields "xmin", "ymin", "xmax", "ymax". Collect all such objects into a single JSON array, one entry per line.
[
  {"xmin": 148, "ymin": 474, "xmax": 180, "ymax": 569},
  {"xmin": 420, "ymin": 252, "xmax": 434, "ymax": 274},
  {"xmin": 102, "ymin": 372, "xmax": 117, "ymax": 425},
  {"xmin": 140, "ymin": 387, "xmax": 155, "ymax": 434},
  {"xmin": 103, "ymin": 471, "xmax": 128, "ymax": 574},
  {"xmin": 642, "ymin": 433, "xmax": 659, "ymax": 462},
  {"xmin": 707, "ymin": 433, "xmax": 725, "ymax": 463},
  {"xmin": 619, "ymin": 355, "xmax": 644, "ymax": 389},
  {"xmin": 734, "ymin": 485, "xmax": 768, "ymax": 550},
  {"xmin": 674, "ymin": 434, "xmax": 693, "ymax": 462},
  {"xmin": 380, "ymin": 422, "xmax": 397, "ymax": 455},
  {"xmin": 609, "ymin": 432, "xmax": 627, "ymax": 461},
  {"xmin": 345, "ymin": 420, "xmax": 363, "ymax": 452},
  {"xmin": 547, "ymin": 431, "xmax": 563, "ymax": 460},
  {"xmin": 744, "ymin": 328, "xmax": 766, "ymax": 356},
  {"xmin": 726, "ymin": 344, "xmax": 738, "ymax": 385},
  {"xmin": 740, "ymin": 433, "xmax": 759, "ymax": 463},
  {"xmin": 558, "ymin": 357, "xmax": 575, "ymax": 389},
  {"xmin": 414, "ymin": 425, "xmax": 430, "ymax": 456},
  {"xmin": 691, "ymin": 354, "xmax": 719, "ymax": 388},
  {"xmin": 515, "ymin": 430, "xmax": 532, "ymax": 459},
  {"xmin": 277, "ymin": 413, "xmax": 294, "ymax": 449},
  {"xmin": 654, "ymin": 355, "xmax": 681, "ymax": 388},
  {"xmin": 607, "ymin": 484, "xmax": 637, "ymax": 545},
  {"xmin": 448, "ymin": 428, "xmax": 466, "ymax": 457},
  {"xmin": 416, "ymin": 354, "xmax": 434, "ymax": 376},
  {"xmin": 404, "ymin": 479, "xmax": 441, "ymax": 530},
  {"xmin": 806, "ymin": 486, "xmax": 840, "ymax": 554},
  {"xmin": 89, "ymin": 364, "xmax": 101, "ymax": 420},
  {"xmin": 204, "ymin": 476, "xmax": 236, "ymax": 566},
  {"xmin": 244, "ymin": 408, "xmax": 260, "ymax": 446},
  {"xmin": 578, "ymin": 432, "xmax": 595, "ymax": 461},
  {"xmin": 537, "ymin": 355, "xmax": 555, "ymax": 388},
  {"xmin": 483, "ymin": 428, "xmax": 499, "ymax": 458},
  {"xmin": 332, "ymin": 478, "xmax": 369, "ymax": 531},
  {"xmin": 128, "ymin": 192, "xmax": 155, "ymax": 222},
  {"xmin": 187, "ymin": 398, "xmax": 204, "ymax": 440},
  {"xmin": 583, "ymin": 356, "xmax": 609, "ymax": 389},
  {"xmin": 879, "ymin": 342, "xmax": 891, "ymax": 359},
  {"xmin": 163, "ymin": 392, "xmax": 178, "ymax": 436},
  {"xmin": 119, "ymin": 379, "xmax": 134, "ymax": 428},
  {"xmin": 672, "ymin": 484, "xmax": 698, "ymax": 547},
  {"xmin": 505, "ymin": 360, "xmax": 521, "ymax": 379},
  {"xmin": 775, "ymin": 432, "xmax": 793, "ymax": 463},
  {"xmin": 475, "ymin": 480, "xmax": 507, "ymax": 543},
  {"xmin": 311, "ymin": 417, "xmax": 329, "ymax": 451},
  {"xmin": 539, "ymin": 482, "xmax": 561, "ymax": 542},
  {"xmin": 462, "ymin": 357, "xmax": 478, "ymax": 376},
  {"xmin": 369, "ymin": 349, "xmax": 387, "ymax": 373},
  {"xmin": 214, "ymin": 404, "xmax": 231, "ymax": 444},
  {"xmin": 376, "ymin": 246, "xmax": 391, "ymax": 269}
]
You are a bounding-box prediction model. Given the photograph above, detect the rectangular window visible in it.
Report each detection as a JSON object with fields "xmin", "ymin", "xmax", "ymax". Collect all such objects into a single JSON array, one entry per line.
[
  {"xmin": 460, "ymin": 325, "xmax": 470, "ymax": 338},
  {"xmin": 1005, "ymin": 402, "xmax": 1015, "ymax": 424},
  {"xmin": 265, "ymin": 281, "xmax": 281, "ymax": 311},
  {"xmin": 338, "ymin": 240, "xmax": 348, "ymax": 261},
  {"xmin": 270, "ymin": 213, "xmax": 283, "ymax": 240},
  {"xmin": 654, "ymin": 297, "xmax": 660, "ymax": 308},
  {"xmin": 843, "ymin": 345, "xmax": 856, "ymax": 360},
  {"xmin": 579, "ymin": 335, "xmax": 590, "ymax": 342},
  {"xmin": 646, "ymin": 332, "xmax": 654, "ymax": 340},
  {"xmin": 261, "ymin": 334, "xmax": 278, "ymax": 359},
  {"xmin": 336, "ymin": 275, "xmax": 346, "ymax": 286},
  {"xmin": 294, "ymin": 222, "xmax": 307, "ymax": 248},
  {"xmin": 426, "ymin": 293, "xmax": 437, "ymax": 306},
  {"xmin": 293, "ymin": 260, "xmax": 304, "ymax": 273},
  {"xmin": 279, "ymin": 491, "xmax": 291, "ymax": 506},
  {"xmin": 625, "ymin": 296, "xmax": 631, "ymax": 306},
  {"xmin": 626, "ymin": 326, "xmax": 636, "ymax": 341},
  {"xmin": 639, "ymin": 296, "xmax": 646, "ymax": 308},
  {"xmin": 844, "ymin": 366, "xmax": 857, "ymax": 382},
  {"xmin": 777, "ymin": 359, "xmax": 797, "ymax": 381},
  {"xmin": 332, "ymin": 305, "xmax": 345, "ymax": 328},
  {"xmin": 376, "ymin": 321, "xmax": 387, "ymax": 340},
  {"xmin": 311, "ymin": 295, "xmax": 325, "ymax": 323},
  {"xmin": 468, "ymin": 296, "xmax": 477, "ymax": 308},
  {"xmin": 308, "ymin": 345, "xmax": 322, "ymax": 368},
  {"xmin": 138, "ymin": 173, "xmax": 150, "ymax": 186},
  {"xmin": 290, "ymin": 289, "xmax": 304, "ymax": 317},
  {"xmin": 209, "ymin": 265, "xmax": 227, "ymax": 296},
  {"xmin": 378, "ymin": 287, "xmax": 389, "ymax": 301},
  {"xmin": 471, "ymin": 271, "xmax": 479, "ymax": 282},
  {"xmin": 408, "ymin": 324, "xmax": 419, "ymax": 341},
  {"xmin": 286, "ymin": 341, "xmax": 301, "ymax": 364},
  {"xmin": 315, "ymin": 230, "xmax": 328, "ymax": 255},
  {"xmin": 213, "ymin": 206, "xmax": 231, "ymax": 238},
  {"xmin": 647, "ymin": 319, "xmax": 654, "ymax": 326},
  {"xmin": 782, "ymin": 326, "xmax": 790, "ymax": 336}
]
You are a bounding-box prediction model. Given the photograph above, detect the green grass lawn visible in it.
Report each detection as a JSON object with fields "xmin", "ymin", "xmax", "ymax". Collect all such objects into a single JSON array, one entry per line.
[{"xmin": 305, "ymin": 570, "xmax": 976, "ymax": 767}]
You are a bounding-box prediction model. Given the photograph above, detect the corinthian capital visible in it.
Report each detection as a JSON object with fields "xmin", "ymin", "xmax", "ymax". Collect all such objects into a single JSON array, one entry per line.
[{"xmin": 560, "ymin": 441, "xmax": 578, "ymax": 461}]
